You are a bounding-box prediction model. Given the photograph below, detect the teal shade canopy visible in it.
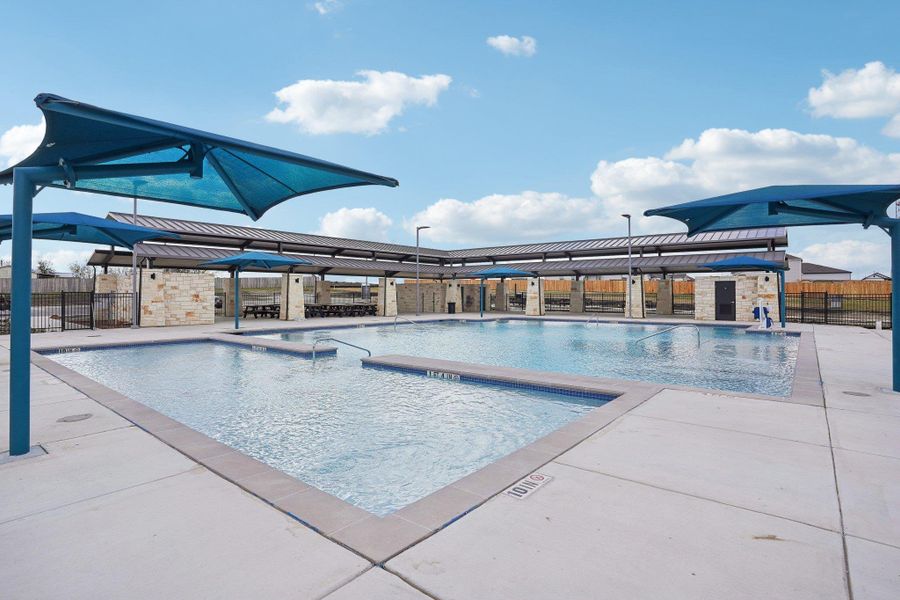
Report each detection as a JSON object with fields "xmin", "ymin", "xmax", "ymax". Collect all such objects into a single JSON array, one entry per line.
[
  {"xmin": 0, "ymin": 212, "xmax": 177, "ymax": 249},
  {"xmin": 704, "ymin": 256, "xmax": 783, "ymax": 272},
  {"xmin": 0, "ymin": 94, "xmax": 399, "ymax": 221},
  {"xmin": 470, "ymin": 266, "xmax": 536, "ymax": 278},
  {"xmin": 644, "ymin": 185, "xmax": 900, "ymax": 235},
  {"xmin": 199, "ymin": 251, "xmax": 312, "ymax": 270}
]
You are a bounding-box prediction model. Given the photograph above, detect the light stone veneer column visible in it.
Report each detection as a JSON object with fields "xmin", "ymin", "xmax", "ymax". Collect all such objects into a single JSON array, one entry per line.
[
  {"xmin": 280, "ymin": 273, "xmax": 306, "ymax": 320},
  {"xmin": 139, "ymin": 269, "xmax": 167, "ymax": 327},
  {"xmin": 625, "ymin": 274, "xmax": 645, "ymax": 318},
  {"xmin": 525, "ymin": 278, "xmax": 544, "ymax": 316},
  {"xmin": 222, "ymin": 277, "xmax": 235, "ymax": 317},
  {"xmin": 694, "ymin": 277, "xmax": 715, "ymax": 321},
  {"xmin": 494, "ymin": 281, "xmax": 507, "ymax": 312},
  {"xmin": 317, "ymin": 280, "xmax": 332, "ymax": 304},
  {"xmin": 757, "ymin": 273, "xmax": 780, "ymax": 322},
  {"xmin": 378, "ymin": 277, "xmax": 398, "ymax": 316},
  {"xmin": 656, "ymin": 279, "xmax": 674, "ymax": 315},
  {"xmin": 570, "ymin": 280, "xmax": 584, "ymax": 313},
  {"xmin": 445, "ymin": 281, "xmax": 460, "ymax": 313}
]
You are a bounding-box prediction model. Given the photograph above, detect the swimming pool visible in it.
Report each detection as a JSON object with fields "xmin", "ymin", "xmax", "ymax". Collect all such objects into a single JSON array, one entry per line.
[
  {"xmin": 51, "ymin": 341, "xmax": 609, "ymax": 516},
  {"xmin": 256, "ymin": 319, "xmax": 800, "ymax": 397}
]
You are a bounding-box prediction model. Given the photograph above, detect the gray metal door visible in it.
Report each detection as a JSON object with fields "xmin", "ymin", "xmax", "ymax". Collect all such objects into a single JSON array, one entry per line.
[{"xmin": 715, "ymin": 281, "xmax": 736, "ymax": 320}]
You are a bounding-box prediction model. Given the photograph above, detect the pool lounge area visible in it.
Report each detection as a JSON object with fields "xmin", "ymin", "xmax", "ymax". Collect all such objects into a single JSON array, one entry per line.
[{"xmin": 2, "ymin": 311, "xmax": 897, "ymax": 599}]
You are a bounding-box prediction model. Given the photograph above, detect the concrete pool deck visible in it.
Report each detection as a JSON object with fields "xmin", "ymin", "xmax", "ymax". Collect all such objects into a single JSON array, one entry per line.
[{"xmin": 0, "ymin": 314, "xmax": 898, "ymax": 599}]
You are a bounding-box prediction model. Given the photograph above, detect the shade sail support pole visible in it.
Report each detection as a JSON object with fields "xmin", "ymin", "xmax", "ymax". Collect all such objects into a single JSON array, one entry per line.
[
  {"xmin": 9, "ymin": 169, "xmax": 35, "ymax": 455},
  {"xmin": 778, "ymin": 270, "xmax": 786, "ymax": 329},
  {"xmin": 234, "ymin": 267, "xmax": 240, "ymax": 330},
  {"xmin": 893, "ymin": 224, "xmax": 900, "ymax": 392}
]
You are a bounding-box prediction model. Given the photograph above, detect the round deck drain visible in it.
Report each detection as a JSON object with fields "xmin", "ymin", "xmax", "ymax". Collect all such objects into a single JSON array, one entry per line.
[
  {"xmin": 842, "ymin": 391, "xmax": 871, "ymax": 397},
  {"xmin": 57, "ymin": 413, "xmax": 93, "ymax": 423}
]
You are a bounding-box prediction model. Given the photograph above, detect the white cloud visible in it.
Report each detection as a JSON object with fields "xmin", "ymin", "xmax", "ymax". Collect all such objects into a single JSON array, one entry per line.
[
  {"xmin": 317, "ymin": 207, "xmax": 392, "ymax": 240},
  {"xmin": 797, "ymin": 239, "xmax": 888, "ymax": 276},
  {"xmin": 591, "ymin": 127, "xmax": 900, "ymax": 231},
  {"xmin": 807, "ymin": 61, "xmax": 900, "ymax": 137},
  {"xmin": 265, "ymin": 70, "xmax": 452, "ymax": 135},
  {"xmin": 407, "ymin": 191, "xmax": 606, "ymax": 244},
  {"xmin": 486, "ymin": 35, "xmax": 537, "ymax": 57},
  {"xmin": 0, "ymin": 117, "xmax": 45, "ymax": 167},
  {"xmin": 311, "ymin": 0, "xmax": 342, "ymax": 15}
]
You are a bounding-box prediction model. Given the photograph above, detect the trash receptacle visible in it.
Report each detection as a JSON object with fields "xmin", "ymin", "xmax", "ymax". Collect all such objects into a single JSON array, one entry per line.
[{"xmin": 447, "ymin": 302, "xmax": 456, "ymax": 314}]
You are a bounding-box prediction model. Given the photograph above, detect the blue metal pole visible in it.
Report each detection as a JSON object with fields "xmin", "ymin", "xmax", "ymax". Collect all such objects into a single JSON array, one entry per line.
[
  {"xmin": 480, "ymin": 279, "xmax": 484, "ymax": 318},
  {"xmin": 779, "ymin": 270, "xmax": 786, "ymax": 328},
  {"xmin": 234, "ymin": 268, "xmax": 240, "ymax": 330},
  {"xmin": 892, "ymin": 224, "xmax": 900, "ymax": 392},
  {"xmin": 9, "ymin": 169, "xmax": 35, "ymax": 455}
]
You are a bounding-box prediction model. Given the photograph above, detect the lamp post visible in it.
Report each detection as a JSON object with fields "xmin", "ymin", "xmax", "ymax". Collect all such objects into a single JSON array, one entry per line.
[
  {"xmin": 415, "ymin": 225, "xmax": 430, "ymax": 316},
  {"xmin": 131, "ymin": 193, "xmax": 139, "ymax": 328},
  {"xmin": 622, "ymin": 213, "xmax": 632, "ymax": 318}
]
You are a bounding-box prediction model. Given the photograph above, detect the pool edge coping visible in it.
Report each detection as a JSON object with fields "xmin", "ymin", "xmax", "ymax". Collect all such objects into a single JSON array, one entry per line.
[{"xmin": 29, "ymin": 341, "xmax": 662, "ymax": 565}]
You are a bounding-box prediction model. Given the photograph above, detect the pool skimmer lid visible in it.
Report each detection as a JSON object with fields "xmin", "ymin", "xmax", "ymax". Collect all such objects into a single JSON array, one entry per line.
[{"xmin": 505, "ymin": 472, "xmax": 553, "ymax": 500}]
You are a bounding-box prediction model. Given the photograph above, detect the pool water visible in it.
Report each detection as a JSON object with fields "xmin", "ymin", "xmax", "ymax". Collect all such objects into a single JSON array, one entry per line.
[
  {"xmin": 258, "ymin": 320, "xmax": 800, "ymax": 397},
  {"xmin": 52, "ymin": 342, "xmax": 608, "ymax": 516}
]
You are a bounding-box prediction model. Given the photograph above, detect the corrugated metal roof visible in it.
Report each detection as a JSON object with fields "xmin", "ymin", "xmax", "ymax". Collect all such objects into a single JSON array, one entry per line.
[
  {"xmin": 89, "ymin": 244, "xmax": 785, "ymax": 278},
  {"xmin": 106, "ymin": 212, "xmax": 786, "ymax": 264}
]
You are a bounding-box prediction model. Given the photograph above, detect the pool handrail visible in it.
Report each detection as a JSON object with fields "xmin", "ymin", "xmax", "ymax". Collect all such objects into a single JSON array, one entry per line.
[
  {"xmin": 634, "ymin": 324, "xmax": 701, "ymax": 348},
  {"xmin": 393, "ymin": 315, "xmax": 423, "ymax": 330},
  {"xmin": 312, "ymin": 337, "xmax": 372, "ymax": 360}
]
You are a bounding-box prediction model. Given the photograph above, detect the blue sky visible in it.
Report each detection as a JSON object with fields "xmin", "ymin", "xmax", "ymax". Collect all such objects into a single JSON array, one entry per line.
[{"xmin": 1, "ymin": 0, "xmax": 899, "ymax": 276}]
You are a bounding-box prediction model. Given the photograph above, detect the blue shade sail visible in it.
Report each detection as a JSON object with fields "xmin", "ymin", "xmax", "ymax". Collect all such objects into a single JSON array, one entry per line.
[
  {"xmin": 644, "ymin": 185, "xmax": 900, "ymax": 235},
  {"xmin": 199, "ymin": 251, "xmax": 312, "ymax": 270},
  {"xmin": 469, "ymin": 266, "xmax": 536, "ymax": 278},
  {"xmin": 0, "ymin": 212, "xmax": 176, "ymax": 249},
  {"xmin": 0, "ymin": 94, "xmax": 399, "ymax": 220},
  {"xmin": 704, "ymin": 256, "xmax": 783, "ymax": 272}
]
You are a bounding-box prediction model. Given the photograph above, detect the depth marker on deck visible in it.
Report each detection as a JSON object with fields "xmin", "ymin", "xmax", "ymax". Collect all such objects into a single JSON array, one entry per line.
[{"xmin": 505, "ymin": 472, "xmax": 553, "ymax": 500}]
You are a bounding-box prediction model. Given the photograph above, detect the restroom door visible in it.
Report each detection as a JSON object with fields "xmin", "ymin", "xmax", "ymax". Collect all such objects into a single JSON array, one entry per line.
[{"xmin": 715, "ymin": 281, "xmax": 736, "ymax": 321}]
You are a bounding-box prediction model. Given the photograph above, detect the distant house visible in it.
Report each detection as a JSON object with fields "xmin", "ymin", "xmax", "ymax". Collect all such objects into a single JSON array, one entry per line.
[
  {"xmin": 0, "ymin": 265, "xmax": 37, "ymax": 279},
  {"xmin": 785, "ymin": 254, "xmax": 852, "ymax": 281},
  {"xmin": 862, "ymin": 272, "xmax": 891, "ymax": 281}
]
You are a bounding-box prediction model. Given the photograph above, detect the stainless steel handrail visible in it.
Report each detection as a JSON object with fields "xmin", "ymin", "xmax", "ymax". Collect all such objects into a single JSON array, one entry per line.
[
  {"xmin": 393, "ymin": 315, "xmax": 423, "ymax": 330},
  {"xmin": 311, "ymin": 337, "xmax": 372, "ymax": 360},
  {"xmin": 634, "ymin": 324, "xmax": 701, "ymax": 348}
]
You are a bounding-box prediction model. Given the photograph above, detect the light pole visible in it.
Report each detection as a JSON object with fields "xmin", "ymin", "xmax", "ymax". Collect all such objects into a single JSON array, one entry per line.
[
  {"xmin": 415, "ymin": 225, "xmax": 430, "ymax": 315},
  {"xmin": 622, "ymin": 214, "xmax": 632, "ymax": 318},
  {"xmin": 131, "ymin": 187, "xmax": 140, "ymax": 329}
]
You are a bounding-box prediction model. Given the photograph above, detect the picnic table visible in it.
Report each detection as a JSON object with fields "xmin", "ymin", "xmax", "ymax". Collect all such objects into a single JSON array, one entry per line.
[
  {"xmin": 243, "ymin": 303, "xmax": 280, "ymax": 318},
  {"xmin": 305, "ymin": 303, "xmax": 376, "ymax": 318}
]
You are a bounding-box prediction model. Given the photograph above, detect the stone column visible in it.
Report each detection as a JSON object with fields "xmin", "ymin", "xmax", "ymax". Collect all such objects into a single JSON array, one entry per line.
[
  {"xmin": 570, "ymin": 280, "xmax": 584, "ymax": 313},
  {"xmin": 222, "ymin": 277, "xmax": 236, "ymax": 317},
  {"xmin": 757, "ymin": 273, "xmax": 780, "ymax": 323},
  {"xmin": 656, "ymin": 279, "xmax": 674, "ymax": 315},
  {"xmin": 694, "ymin": 277, "xmax": 714, "ymax": 321},
  {"xmin": 445, "ymin": 281, "xmax": 461, "ymax": 313},
  {"xmin": 625, "ymin": 274, "xmax": 645, "ymax": 318},
  {"xmin": 377, "ymin": 277, "xmax": 397, "ymax": 316},
  {"xmin": 317, "ymin": 279, "xmax": 332, "ymax": 304},
  {"xmin": 494, "ymin": 281, "xmax": 507, "ymax": 312},
  {"xmin": 525, "ymin": 278, "xmax": 544, "ymax": 316},
  {"xmin": 138, "ymin": 269, "xmax": 166, "ymax": 327},
  {"xmin": 280, "ymin": 273, "xmax": 306, "ymax": 320}
]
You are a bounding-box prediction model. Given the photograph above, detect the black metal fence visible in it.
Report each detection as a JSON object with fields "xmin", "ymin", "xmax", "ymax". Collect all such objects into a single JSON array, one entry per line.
[
  {"xmin": 0, "ymin": 292, "xmax": 135, "ymax": 333},
  {"xmin": 674, "ymin": 293, "xmax": 695, "ymax": 316},
  {"xmin": 544, "ymin": 291, "xmax": 570, "ymax": 312},
  {"xmin": 786, "ymin": 292, "xmax": 891, "ymax": 329},
  {"xmin": 240, "ymin": 291, "xmax": 280, "ymax": 310},
  {"xmin": 508, "ymin": 292, "xmax": 526, "ymax": 311},
  {"xmin": 584, "ymin": 292, "xmax": 625, "ymax": 313},
  {"xmin": 645, "ymin": 292, "xmax": 657, "ymax": 315}
]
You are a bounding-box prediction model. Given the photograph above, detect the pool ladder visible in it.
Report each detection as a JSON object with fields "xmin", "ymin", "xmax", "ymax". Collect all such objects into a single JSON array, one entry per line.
[
  {"xmin": 311, "ymin": 337, "xmax": 372, "ymax": 360},
  {"xmin": 634, "ymin": 324, "xmax": 702, "ymax": 348}
]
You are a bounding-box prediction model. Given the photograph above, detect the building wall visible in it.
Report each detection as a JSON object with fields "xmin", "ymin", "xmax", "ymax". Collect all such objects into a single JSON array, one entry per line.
[
  {"xmin": 397, "ymin": 282, "xmax": 447, "ymax": 314},
  {"xmin": 98, "ymin": 270, "xmax": 214, "ymax": 327},
  {"xmin": 785, "ymin": 256, "xmax": 803, "ymax": 282},
  {"xmin": 803, "ymin": 272, "xmax": 852, "ymax": 281},
  {"xmin": 695, "ymin": 274, "xmax": 779, "ymax": 322}
]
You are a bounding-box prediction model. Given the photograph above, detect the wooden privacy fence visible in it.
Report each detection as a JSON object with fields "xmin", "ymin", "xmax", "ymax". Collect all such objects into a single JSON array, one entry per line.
[
  {"xmin": 0, "ymin": 278, "xmax": 95, "ymax": 293},
  {"xmin": 785, "ymin": 281, "xmax": 891, "ymax": 294}
]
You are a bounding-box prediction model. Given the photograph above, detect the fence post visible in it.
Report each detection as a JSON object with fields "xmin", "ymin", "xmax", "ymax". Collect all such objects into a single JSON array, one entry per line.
[
  {"xmin": 800, "ymin": 292, "xmax": 805, "ymax": 323},
  {"xmin": 90, "ymin": 291, "xmax": 95, "ymax": 329},
  {"xmin": 60, "ymin": 291, "xmax": 66, "ymax": 332},
  {"xmin": 824, "ymin": 292, "xmax": 829, "ymax": 324}
]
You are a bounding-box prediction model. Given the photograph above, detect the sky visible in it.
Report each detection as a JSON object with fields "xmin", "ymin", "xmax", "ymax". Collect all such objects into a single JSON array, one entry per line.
[{"xmin": 1, "ymin": 0, "xmax": 899, "ymax": 277}]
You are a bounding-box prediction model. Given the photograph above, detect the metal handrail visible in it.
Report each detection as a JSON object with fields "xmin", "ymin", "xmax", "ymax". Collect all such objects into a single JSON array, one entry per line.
[
  {"xmin": 311, "ymin": 337, "xmax": 372, "ymax": 360},
  {"xmin": 586, "ymin": 314, "xmax": 604, "ymax": 326},
  {"xmin": 393, "ymin": 315, "xmax": 423, "ymax": 330},
  {"xmin": 634, "ymin": 324, "xmax": 701, "ymax": 348}
]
